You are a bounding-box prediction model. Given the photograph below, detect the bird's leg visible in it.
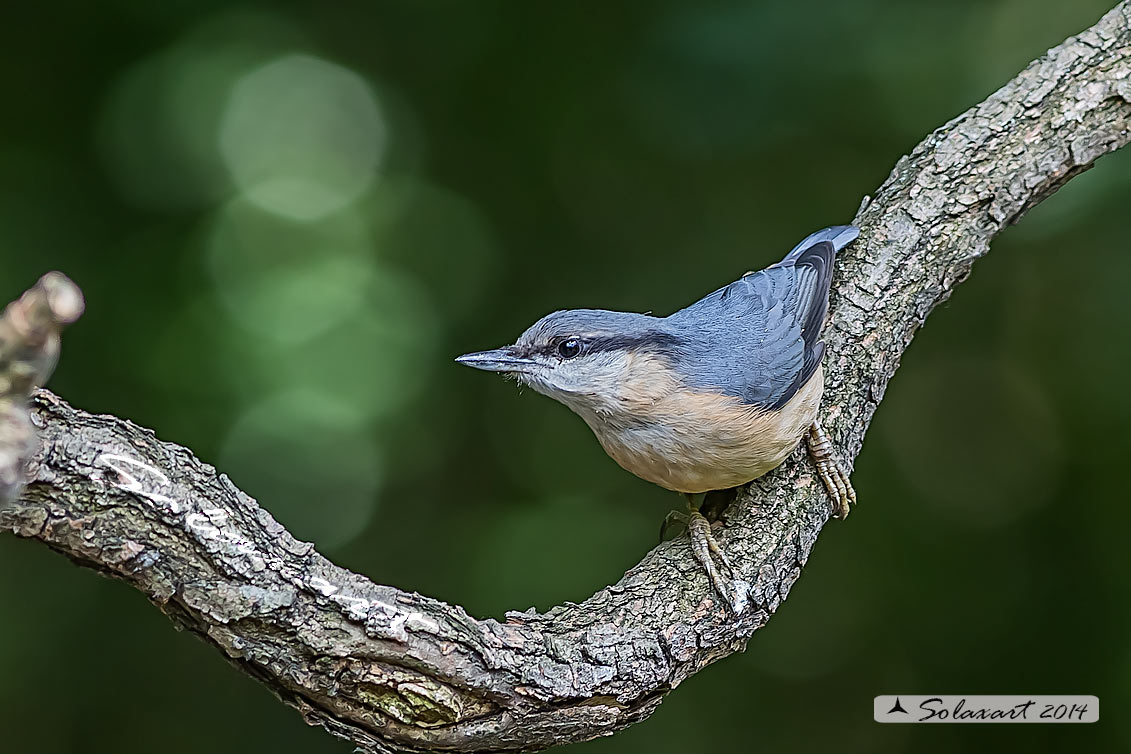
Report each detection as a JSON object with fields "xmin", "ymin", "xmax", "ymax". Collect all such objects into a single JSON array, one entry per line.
[
  {"xmin": 807, "ymin": 419, "xmax": 856, "ymax": 519},
  {"xmin": 684, "ymin": 492, "xmax": 739, "ymax": 613}
]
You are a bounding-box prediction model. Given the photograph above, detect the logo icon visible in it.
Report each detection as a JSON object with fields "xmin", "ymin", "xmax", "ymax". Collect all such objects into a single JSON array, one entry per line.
[{"xmin": 887, "ymin": 697, "xmax": 909, "ymax": 715}]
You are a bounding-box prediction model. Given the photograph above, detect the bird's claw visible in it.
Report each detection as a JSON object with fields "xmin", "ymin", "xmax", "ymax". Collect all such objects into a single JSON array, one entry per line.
[
  {"xmin": 816, "ymin": 456, "xmax": 855, "ymax": 518},
  {"xmin": 808, "ymin": 419, "xmax": 857, "ymax": 519},
  {"xmin": 687, "ymin": 510, "xmax": 740, "ymax": 613}
]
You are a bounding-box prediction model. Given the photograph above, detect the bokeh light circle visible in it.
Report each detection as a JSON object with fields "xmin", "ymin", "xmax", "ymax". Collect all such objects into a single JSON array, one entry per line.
[
  {"xmin": 219, "ymin": 54, "xmax": 386, "ymax": 221},
  {"xmin": 207, "ymin": 197, "xmax": 375, "ymax": 344}
]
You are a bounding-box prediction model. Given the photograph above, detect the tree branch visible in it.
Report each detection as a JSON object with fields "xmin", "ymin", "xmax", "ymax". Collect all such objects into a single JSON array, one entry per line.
[
  {"xmin": 0, "ymin": 272, "xmax": 83, "ymax": 503},
  {"xmin": 3, "ymin": 4, "xmax": 1131, "ymax": 752}
]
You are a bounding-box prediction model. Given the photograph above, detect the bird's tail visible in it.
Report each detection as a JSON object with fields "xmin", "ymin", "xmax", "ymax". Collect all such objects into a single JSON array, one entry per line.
[
  {"xmin": 780, "ymin": 225, "xmax": 858, "ymax": 361},
  {"xmin": 778, "ymin": 225, "xmax": 859, "ymax": 266}
]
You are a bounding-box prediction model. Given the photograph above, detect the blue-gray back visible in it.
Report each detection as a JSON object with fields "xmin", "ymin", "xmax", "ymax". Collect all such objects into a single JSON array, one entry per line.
[{"xmin": 663, "ymin": 225, "xmax": 857, "ymax": 410}]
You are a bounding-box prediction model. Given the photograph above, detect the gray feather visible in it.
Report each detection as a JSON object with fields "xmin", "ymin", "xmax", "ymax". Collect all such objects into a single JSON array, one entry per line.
[{"xmin": 664, "ymin": 225, "xmax": 856, "ymax": 410}]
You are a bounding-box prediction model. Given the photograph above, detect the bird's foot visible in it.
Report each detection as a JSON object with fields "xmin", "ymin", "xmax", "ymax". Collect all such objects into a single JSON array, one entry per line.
[
  {"xmin": 686, "ymin": 509, "xmax": 740, "ymax": 614},
  {"xmin": 807, "ymin": 419, "xmax": 857, "ymax": 519}
]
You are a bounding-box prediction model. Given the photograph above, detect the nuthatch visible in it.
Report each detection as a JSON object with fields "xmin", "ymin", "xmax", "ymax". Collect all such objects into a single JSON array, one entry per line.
[{"xmin": 457, "ymin": 226, "xmax": 858, "ymax": 611}]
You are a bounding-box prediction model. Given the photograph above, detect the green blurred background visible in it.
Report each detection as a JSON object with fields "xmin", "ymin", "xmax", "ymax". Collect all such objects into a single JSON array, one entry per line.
[{"xmin": 2, "ymin": 1, "xmax": 1129, "ymax": 752}]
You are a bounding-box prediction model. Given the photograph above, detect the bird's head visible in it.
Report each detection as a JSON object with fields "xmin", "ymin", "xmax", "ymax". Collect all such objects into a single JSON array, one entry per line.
[{"xmin": 456, "ymin": 309, "xmax": 682, "ymax": 417}]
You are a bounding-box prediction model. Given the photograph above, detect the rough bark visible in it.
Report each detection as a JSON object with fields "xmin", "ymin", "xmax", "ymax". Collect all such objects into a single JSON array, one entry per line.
[
  {"xmin": 0, "ymin": 272, "xmax": 83, "ymax": 502},
  {"xmin": 3, "ymin": 4, "xmax": 1131, "ymax": 752}
]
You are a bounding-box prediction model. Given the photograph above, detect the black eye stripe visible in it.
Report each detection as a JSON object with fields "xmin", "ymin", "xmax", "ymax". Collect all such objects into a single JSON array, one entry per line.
[
  {"xmin": 537, "ymin": 332, "xmax": 682, "ymax": 358},
  {"xmin": 586, "ymin": 333, "xmax": 682, "ymax": 355}
]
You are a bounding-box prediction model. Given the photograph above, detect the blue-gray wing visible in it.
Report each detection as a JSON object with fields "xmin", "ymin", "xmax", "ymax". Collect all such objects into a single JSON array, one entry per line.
[{"xmin": 666, "ymin": 227, "xmax": 854, "ymax": 410}]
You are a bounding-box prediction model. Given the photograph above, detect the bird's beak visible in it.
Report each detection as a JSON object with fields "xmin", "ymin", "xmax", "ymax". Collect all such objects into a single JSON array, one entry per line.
[{"xmin": 455, "ymin": 348, "xmax": 537, "ymax": 373}]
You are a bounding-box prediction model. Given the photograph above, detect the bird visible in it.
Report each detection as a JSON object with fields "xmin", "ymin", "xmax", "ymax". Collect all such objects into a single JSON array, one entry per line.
[{"xmin": 456, "ymin": 225, "xmax": 859, "ymax": 612}]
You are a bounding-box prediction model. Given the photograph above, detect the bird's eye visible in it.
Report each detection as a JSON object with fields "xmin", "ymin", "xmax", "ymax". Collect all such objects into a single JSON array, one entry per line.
[{"xmin": 557, "ymin": 338, "xmax": 582, "ymax": 359}]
